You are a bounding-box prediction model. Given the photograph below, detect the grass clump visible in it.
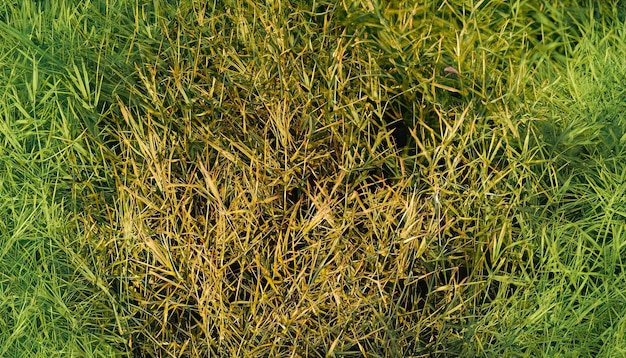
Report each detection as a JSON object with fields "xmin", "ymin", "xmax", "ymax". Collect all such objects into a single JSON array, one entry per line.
[{"xmin": 2, "ymin": 0, "xmax": 626, "ymax": 356}]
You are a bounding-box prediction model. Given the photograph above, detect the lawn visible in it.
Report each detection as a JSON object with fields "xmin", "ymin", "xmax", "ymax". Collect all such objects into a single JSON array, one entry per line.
[{"xmin": 1, "ymin": 0, "xmax": 625, "ymax": 356}]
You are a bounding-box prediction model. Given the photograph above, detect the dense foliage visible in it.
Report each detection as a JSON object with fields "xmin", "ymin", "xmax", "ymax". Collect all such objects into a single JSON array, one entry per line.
[{"xmin": 1, "ymin": 0, "xmax": 625, "ymax": 356}]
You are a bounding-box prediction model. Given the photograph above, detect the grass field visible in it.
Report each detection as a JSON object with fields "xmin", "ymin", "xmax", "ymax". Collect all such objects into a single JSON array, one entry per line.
[{"xmin": 1, "ymin": 0, "xmax": 626, "ymax": 356}]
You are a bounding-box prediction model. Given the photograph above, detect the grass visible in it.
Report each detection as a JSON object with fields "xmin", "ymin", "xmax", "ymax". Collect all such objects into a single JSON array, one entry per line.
[
  {"xmin": 0, "ymin": 14, "xmax": 123, "ymax": 356},
  {"xmin": 1, "ymin": 0, "xmax": 625, "ymax": 356}
]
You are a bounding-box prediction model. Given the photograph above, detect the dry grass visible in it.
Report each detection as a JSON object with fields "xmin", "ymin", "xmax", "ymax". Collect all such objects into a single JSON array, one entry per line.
[{"xmin": 82, "ymin": 1, "xmax": 540, "ymax": 355}]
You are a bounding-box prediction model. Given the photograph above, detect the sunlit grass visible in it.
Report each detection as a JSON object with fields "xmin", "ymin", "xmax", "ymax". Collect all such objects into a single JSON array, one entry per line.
[
  {"xmin": 1, "ymin": 0, "xmax": 625, "ymax": 356},
  {"xmin": 0, "ymin": 10, "xmax": 123, "ymax": 355},
  {"xmin": 464, "ymin": 5, "xmax": 626, "ymax": 355}
]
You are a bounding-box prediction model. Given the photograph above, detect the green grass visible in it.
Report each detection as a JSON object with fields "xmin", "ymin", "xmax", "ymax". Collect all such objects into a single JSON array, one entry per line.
[
  {"xmin": 463, "ymin": 6, "xmax": 626, "ymax": 355},
  {"xmin": 0, "ymin": 11, "xmax": 123, "ymax": 355},
  {"xmin": 1, "ymin": 0, "xmax": 625, "ymax": 356}
]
